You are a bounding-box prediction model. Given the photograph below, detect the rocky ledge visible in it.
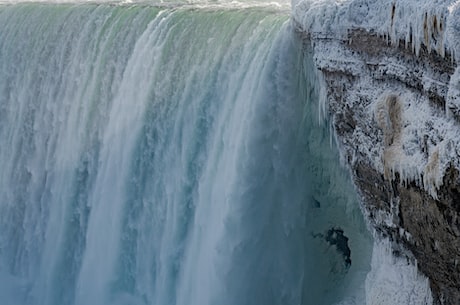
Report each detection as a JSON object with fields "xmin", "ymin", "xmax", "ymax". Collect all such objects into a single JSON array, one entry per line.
[{"xmin": 293, "ymin": 0, "xmax": 460, "ymax": 304}]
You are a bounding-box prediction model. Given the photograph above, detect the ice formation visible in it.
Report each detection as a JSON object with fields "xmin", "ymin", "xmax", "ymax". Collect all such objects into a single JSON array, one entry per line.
[
  {"xmin": 293, "ymin": 0, "xmax": 459, "ymax": 57},
  {"xmin": 292, "ymin": 0, "xmax": 460, "ymax": 303},
  {"xmin": 293, "ymin": 0, "xmax": 460, "ymax": 200},
  {"xmin": 365, "ymin": 240, "xmax": 433, "ymax": 305}
]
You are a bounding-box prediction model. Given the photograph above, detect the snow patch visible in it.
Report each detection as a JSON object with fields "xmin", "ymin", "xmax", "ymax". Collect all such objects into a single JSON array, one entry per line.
[{"xmin": 366, "ymin": 239, "xmax": 433, "ymax": 305}]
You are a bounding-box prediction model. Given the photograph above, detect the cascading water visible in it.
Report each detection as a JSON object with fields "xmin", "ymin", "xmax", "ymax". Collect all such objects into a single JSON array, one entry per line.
[{"xmin": 0, "ymin": 3, "xmax": 372, "ymax": 305}]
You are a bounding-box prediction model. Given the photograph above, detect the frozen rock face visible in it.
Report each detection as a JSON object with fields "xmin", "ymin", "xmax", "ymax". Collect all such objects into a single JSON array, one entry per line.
[{"xmin": 293, "ymin": 0, "xmax": 460, "ymax": 304}]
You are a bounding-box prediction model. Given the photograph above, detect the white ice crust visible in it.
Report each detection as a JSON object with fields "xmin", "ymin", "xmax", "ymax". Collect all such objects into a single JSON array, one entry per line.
[
  {"xmin": 293, "ymin": 0, "xmax": 460, "ymax": 199},
  {"xmin": 365, "ymin": 240, "xmax": 433, "ymax": 305},
  {"xmin": 292, "ymin": 1, "xmax": 460, "ymax": 304},
  {"xmin": 293, "ymin": 0, "xmax": 460, "ymax": 58}
]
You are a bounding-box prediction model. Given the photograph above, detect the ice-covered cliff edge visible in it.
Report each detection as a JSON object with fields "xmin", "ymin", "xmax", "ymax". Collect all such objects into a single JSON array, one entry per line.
[{"xmin": 293, "ymin": 0, "xmax": 460, "ymax": 304}]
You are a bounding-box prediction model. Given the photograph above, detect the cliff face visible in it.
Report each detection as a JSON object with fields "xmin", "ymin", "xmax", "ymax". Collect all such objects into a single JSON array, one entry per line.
[{"xmin": 293, "ymin": 0, "xmax": 460, "ymax": 304}]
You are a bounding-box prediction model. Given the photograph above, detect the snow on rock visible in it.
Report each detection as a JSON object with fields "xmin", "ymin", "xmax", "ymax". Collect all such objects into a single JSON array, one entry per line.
[
  {"xmin": 365, "ymin": 239, "xmax": 433, "ymax": 305},
  {"xmin": 293, "ymin": 1, "xmax": 460, "ymax": 304},
  {"xmin": 292, "ymin": 0, "xmax": 460, "ymax": 200},
  {"xmin": 372, "ymin": 90, "xmax": 460, "ymax": 200},
  {"xmin": 293, "ymin": 0, "xmax": 460, "ymax": 58}
]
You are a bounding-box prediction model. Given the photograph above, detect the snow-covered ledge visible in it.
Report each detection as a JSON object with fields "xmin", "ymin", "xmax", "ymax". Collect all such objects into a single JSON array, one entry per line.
[{"xmin": 292, "ymin": 1, "xmax": 460, "ymax": 304}]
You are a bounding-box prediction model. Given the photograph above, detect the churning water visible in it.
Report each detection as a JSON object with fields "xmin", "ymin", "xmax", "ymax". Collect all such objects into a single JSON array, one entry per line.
[{"xmin": 0, "ymin": 3, "xmax": 372, "ymax": 305}]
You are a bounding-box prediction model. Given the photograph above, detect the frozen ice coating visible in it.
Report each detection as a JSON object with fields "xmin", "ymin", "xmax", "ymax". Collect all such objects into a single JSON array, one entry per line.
[
  {"xmin": 293, "ymin": 0, "xmax": 459, "ymax": 57},
  {"xmin": 293, "ymin": 0, "xmax": 460, "ymax": 304},
  {"xmin": 365, "ymin": 240, "xmax": 433, "ymax": 305},
  {"xmin": 293, "ymin": 0, "xmax": 460, "ymax": 199}
]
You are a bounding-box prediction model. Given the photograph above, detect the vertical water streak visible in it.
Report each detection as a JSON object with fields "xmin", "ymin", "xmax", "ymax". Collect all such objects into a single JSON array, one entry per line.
[{"xmin": 0, "ymin": 5, "xmax": 160, "ymax": 304}]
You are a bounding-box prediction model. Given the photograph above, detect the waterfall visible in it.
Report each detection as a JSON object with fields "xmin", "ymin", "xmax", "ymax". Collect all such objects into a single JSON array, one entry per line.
[{"xmin": 0, "ymin": 3, "xmax": 372, "ymax": 305}]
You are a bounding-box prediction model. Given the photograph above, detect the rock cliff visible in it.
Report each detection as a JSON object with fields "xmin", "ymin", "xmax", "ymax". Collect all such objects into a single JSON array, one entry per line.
[{"xmin": 293, "ymin": 0, "xmax": 460, "ymax": 303}]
